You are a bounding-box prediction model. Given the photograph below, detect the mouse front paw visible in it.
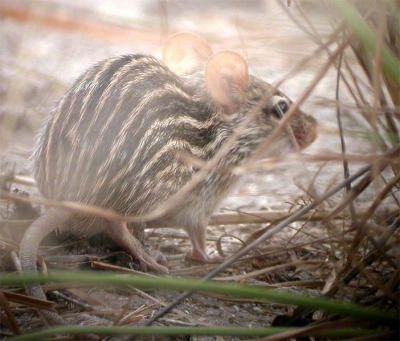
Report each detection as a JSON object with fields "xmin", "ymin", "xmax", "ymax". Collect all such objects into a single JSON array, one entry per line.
[{"xmin": 185, "ymin": 250, "xmax": 224, "ymax": 264}]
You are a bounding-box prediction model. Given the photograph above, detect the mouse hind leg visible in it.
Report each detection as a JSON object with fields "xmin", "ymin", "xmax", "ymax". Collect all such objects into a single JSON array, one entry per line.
[{"xmin": 106, "ymin": 220, "xmax": 169, "ymax": 274}]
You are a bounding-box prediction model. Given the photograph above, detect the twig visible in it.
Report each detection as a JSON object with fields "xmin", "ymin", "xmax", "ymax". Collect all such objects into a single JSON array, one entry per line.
[{"xmin": 0, "ymin": 291, "xmax": 21, "ymax": 335}]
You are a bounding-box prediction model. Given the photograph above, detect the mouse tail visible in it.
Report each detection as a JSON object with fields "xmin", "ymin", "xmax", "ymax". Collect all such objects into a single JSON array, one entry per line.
[{"xmin": 20, "ymin": 208, "xmax": 71, "ymax": 326}]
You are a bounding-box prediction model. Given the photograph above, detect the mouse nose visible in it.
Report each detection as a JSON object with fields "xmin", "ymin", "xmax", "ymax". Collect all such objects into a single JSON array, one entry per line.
[{"xmin": 293, "ymin": 115, "xmax": 318, "ymax": 150}]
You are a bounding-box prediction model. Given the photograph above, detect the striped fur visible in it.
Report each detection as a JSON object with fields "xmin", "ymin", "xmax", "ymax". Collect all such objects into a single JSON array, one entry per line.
[{"xmin": 33, "ymin": 54, "xmax": 317, "ymax": 236}]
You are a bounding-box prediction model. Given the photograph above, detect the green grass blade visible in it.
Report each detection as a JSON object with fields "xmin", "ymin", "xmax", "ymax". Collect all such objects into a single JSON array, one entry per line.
[
  {"xmin": 332, "ymin": 0, "xmax": 400, "ymax": 82},
  {"xmin": 1, "ymin": 272, "xmax": 397, "ymax": 325}
]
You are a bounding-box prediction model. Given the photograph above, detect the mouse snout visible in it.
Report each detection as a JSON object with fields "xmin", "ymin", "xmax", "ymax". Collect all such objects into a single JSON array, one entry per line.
[{"xmin": 292, "ymin": 114, "xmax": 318, "ymax": 150}]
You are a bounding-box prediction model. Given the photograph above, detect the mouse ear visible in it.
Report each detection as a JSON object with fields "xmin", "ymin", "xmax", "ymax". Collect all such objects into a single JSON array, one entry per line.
[
  {"xmin": 205, "ymin": 51, "xmax": 250, "ymax": 115},
  {"xmin": 163, "ymin": 32, "xmax": 213, "ymax": 75}
]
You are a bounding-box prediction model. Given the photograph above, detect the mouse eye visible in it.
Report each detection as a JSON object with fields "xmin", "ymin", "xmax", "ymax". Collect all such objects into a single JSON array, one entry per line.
[{"xmin": 271, "ymin": 100, "xmax": 289, "ymax": 119}]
